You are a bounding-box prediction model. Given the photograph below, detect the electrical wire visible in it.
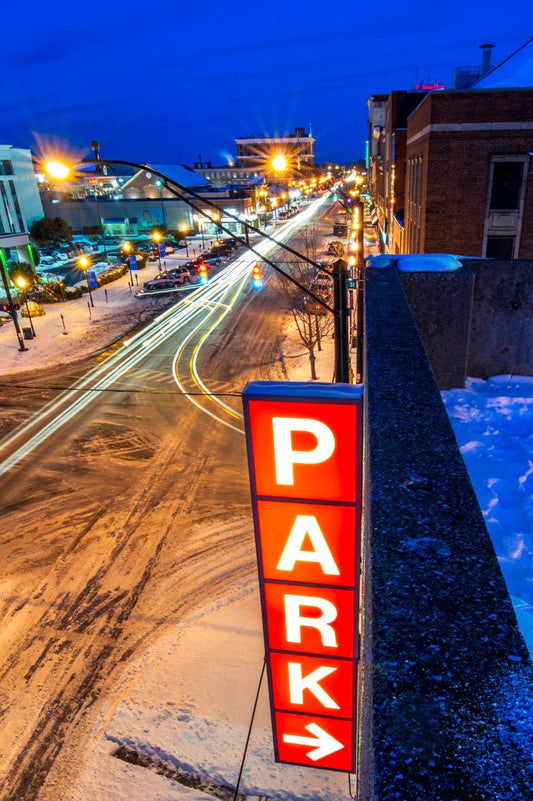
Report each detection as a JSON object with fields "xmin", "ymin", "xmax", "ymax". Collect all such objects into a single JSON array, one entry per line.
[{"xmin": 0, "ymin": 383, "xmax": 244, "ymax": 396}]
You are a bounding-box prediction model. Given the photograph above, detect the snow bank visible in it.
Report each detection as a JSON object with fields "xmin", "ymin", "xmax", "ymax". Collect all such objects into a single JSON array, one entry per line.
[{"xmin": 366, "ymin": 253, "xmax": 463, "ymax": 271}]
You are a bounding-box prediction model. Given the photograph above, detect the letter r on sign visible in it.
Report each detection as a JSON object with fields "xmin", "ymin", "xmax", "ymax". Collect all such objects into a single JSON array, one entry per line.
[{"xmin": 285, "ymin": 595, "xmax": 338, "ymax": 647}]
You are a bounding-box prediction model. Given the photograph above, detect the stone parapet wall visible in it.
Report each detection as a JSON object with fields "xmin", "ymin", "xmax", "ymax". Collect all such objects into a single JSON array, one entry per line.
[{"xmin": 358, "ymin": 265, "xmax": 532, "ymax": 800}]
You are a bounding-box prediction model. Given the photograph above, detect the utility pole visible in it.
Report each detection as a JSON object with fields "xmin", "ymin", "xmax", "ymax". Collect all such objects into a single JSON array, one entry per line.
[
  {"xmin": 333, "ymin": 259, "xmax": 350, "ymax": 383},
  {"xmin": 354, "ymin": 201, "xmax": 365, "ymax": 383},
  {"xmin": 0, "ymin": 250, "xmax": 27, "ymax": 351}
]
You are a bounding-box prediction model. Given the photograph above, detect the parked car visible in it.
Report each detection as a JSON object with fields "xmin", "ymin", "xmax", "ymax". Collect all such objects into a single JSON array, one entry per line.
[
  {"xmin": 136, "ymin": 279, "xmax": 180, "ymax": 297},
  {"xmin": 175, "ymin": 266, "xmax": 191, "ymax": 282},
  {"xmin": 154, "ymin": 270, "xmax": 186, "ymax": 286},
  {"xmin": 210, "ymin": 245, "xmax": 234, "ymax": 257}
]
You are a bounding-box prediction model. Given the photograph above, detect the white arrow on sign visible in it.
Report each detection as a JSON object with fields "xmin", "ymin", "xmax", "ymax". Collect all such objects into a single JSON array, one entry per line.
[{"xmin": 282, "ymin": 722, "xmax": 344, "ymax": 761}]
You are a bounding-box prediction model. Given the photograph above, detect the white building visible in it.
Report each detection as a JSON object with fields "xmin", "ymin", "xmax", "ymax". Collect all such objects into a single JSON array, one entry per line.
[{"xmin": 0, "ymin": 145, "xmax": 44, "ymax": 268}]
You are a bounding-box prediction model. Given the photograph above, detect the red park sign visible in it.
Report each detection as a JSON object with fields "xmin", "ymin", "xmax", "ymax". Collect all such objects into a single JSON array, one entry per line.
[{"xmin": 243, "ymin": 381, "xmax": 363, "ymax": 773}]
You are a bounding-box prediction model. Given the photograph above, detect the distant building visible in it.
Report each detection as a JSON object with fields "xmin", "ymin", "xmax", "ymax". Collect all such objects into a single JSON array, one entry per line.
[
  {"xmin": 192, "ymin": 164, "xmax": 262, "ymax": 190},
  {"xmin": 367, "ymin": 92, "xmax": 427, "ymax": 250},
  {"xmin": 368, "ymin": 39, "xmax": 533, "ymax": 258},
  {"xmin": 193, "ymin": 127, "xmax": 316, "ymax": 188},
  {"xmin": 41, "ymin": 163, "xmax": 255, "ymax": 238},
  {"xmin": 0, "ymin": 145, "xmax": 44, "ymax": 269},
  {"xmin": 404, "ymin": 88, "xmax": 533, "ymax": 256},
  {"xmin": 452, "ymin": 43, "xmax": 495, "ymax": 89}
]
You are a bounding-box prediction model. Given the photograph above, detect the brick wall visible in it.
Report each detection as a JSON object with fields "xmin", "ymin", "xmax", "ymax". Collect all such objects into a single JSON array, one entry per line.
[{"xmin": 405, "ymin": 90, "xmax": 533, "ymax": 257}]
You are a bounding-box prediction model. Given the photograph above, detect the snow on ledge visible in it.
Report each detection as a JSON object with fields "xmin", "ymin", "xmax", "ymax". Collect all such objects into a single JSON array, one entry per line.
[{"xmin": 367, "ymin": 253, "xmax": 463, "ymax": 272}]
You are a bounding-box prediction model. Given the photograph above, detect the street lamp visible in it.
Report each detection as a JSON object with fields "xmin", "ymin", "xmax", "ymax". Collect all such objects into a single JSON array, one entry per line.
[
  {"xmin": 14, "ymin": 275, "xmax": 36, "ymax": 337},
  {"xmin": 179, "ymin": 223, "xmax": 189, "ymax": 256},
  {"xmin": 271, "ymin": 155, "xmax": 288, "ymax": 173},
  {"xmin": 152, "ymin": 231, "xmax": 164, "ymax": 270},
  {"xmin": 155, "ymin": 179, "xmax": 167, "ymax": 230},
  {"xmin": 91, "ymin": 141, "xmax": 109, "ymax": 264},
  {"xmin": 0, "ymin": 249, "xmax": 27, "ymax": 352},
  {"xmin": 121, "ymin": 241, "xmax": 135, "ymax": 284},
  {"xmin": 78, "ymin": 255, "xmax": 95, "ymax": 307}
]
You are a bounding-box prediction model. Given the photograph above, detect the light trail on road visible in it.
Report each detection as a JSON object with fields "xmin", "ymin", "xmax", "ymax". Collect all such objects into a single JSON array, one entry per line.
[{"xmin": 0, "ymin": 195, "xmax": 328, "ymax": 476}]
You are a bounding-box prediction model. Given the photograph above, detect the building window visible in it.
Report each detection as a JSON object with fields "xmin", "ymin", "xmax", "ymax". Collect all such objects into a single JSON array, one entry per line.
[
  {"xmin": 489, "ymin": 162, "xmax": 524, "ymax": 210},
  {"xmin": 0, "ymin": 182, "xmax": 15, "ymax": 232},
  {"xmin": 8, "ymin": 181, "xmax": 25, "ymax": 231},
  {"xmin": 486, "ymin": 236, "xmax": 515, "ymax": 259},
  {"xmin": 0, "ymin": 160, "xmax": 14, "ymax": 176}
]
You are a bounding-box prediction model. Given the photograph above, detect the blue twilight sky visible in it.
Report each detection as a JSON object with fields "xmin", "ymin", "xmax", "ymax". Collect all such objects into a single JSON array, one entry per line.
[{"xmin": 1, "ymin": 0, "xmax": 530, "ymax": 168}]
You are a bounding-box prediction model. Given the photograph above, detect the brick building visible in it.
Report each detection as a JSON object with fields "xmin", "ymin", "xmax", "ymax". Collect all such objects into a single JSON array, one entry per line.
[
  {"xmin": 368, "ymin": 91, "xmax": 428, "ymax": 252},
  {"xmin": 368, "ymin": 39, "xmax": 533, "ymax": 257},
  {"xmin": 404, "ymin": 89, "xmax": 533, "ymax": 257}
]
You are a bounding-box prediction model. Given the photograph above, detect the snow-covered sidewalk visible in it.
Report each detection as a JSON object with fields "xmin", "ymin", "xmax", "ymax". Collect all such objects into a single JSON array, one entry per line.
[{"xmin": 0, "ymin": 254, "xmax": 188, "ymax": 376}]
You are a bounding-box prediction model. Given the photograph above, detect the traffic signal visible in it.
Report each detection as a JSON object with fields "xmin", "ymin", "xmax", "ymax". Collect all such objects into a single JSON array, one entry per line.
[
  {"xmin": 198, "ymin": 262, "xmax": 209, "ymax": 284},
  {"xmin": 1, "ymin": 303, "xmax": 20, "ymax": 312},
  {"xmin": 252, "ymin": 263, "xmax": 263, "ymax": 289}
]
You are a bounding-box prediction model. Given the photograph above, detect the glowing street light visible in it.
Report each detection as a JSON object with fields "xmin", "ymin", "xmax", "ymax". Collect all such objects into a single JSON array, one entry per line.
[
  {"xmin": 152, "ymin": 231, "xmax": 163, "ymax": 269},
  {"xmin": 179, "ymin": 223, "xmax": 189, "ymax": 256},
  {"xmin": 44, "ymin": 155, "xmax": 108, "ymax": 264},
  {"xmin": 121, "ymin": 241, "xmax": 136, "ymax": 284},
  {"xmin": 271, "ymin": 155, "xmax": 288, "ymax": 173},
  {"xmin": 78, "ymin": 255, "xmax": 95, "ymax": 307},
  {"xmin": 14, "ymin": 275, "xmax": 36, "ymax": 337},
  {"xmin": 44, "ymin": 160, "xmax": 70, "ymax": 180}
]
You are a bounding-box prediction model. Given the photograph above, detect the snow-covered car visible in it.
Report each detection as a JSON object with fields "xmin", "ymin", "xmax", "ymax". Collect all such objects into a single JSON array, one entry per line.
[
  {"xmin": 154, "ymin": 270, "xmax": 185, "ymax": 286},
  {"xmin": 136, "ymin": 279, "xmax": 181, "ymax": 297}
]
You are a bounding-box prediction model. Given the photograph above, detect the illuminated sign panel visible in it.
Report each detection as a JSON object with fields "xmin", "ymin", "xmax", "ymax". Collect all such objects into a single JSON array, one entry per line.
[{"xmin": 243, "ymin": 381, "xmax": 363, "ymax": 773}]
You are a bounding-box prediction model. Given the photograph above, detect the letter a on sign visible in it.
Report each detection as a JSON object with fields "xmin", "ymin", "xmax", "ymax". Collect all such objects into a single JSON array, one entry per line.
[{"xmin": 243, "ymin": 381, "xmax": 363, "ymax": 772}]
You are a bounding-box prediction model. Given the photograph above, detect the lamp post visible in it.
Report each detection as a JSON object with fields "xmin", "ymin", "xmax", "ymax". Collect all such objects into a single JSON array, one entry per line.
[
  {"xmin": 121, "ymin": 241, "xmax": 135, "ymax": 284},
  {"xmin": 78, "ymin": 255, "xmax": 95, "ymax": 307},
  {"xmin": 14, "ymin": 275, "xmax": 36, "ymax": 337},
  {"xmin": 155, "ymin": 180, "xmax": 167, "ymax": 231},
  {"xmin": 0, "ymin": 250, "xmax": 27, "ymax": 351},
  {"xmin": 152, "ymin": 231, "xmax": 163, "ymax": 270},
  {"xmin": 179, "ymin": 223, "xmax": 189, "ymax": 256},
  {"xmin": 91, "ymin": 141, "xmax": 109, "ymax": 264}
]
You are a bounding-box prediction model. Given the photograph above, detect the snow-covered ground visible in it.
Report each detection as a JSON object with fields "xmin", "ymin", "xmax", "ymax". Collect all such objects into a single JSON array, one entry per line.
[
  {"xmin": 0, "ymin": 258, "xmax": 531, "ymax": 799},
  {"xmin": 442, "ymin": 375, "xmax": 533, "ymax": 655}
]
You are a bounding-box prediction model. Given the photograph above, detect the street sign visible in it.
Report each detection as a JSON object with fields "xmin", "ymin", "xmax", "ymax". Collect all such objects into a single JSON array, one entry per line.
[
  {"xmin": 243, "ymin": 381, "xmax": 363, "ymax": 773},
  {"xmin": 158, "ymin": 243, "xmax": 166, "ymax": 257},
  {"xmin": 87, "ymin": 270, "xmax": 98, "ymax": 289},
  {"xmin": 347, "ymin": 279, "xmax": 357, "ymax": 290},
  {"xmin": 129, "ymin": 255, "xmax": 138, "ymax": 270}
]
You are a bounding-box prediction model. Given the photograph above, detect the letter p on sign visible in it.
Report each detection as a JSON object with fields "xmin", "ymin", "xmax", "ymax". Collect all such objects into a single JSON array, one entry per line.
[
  {"xmin": 244, "ymin": 388, "xmax": 361, "ymax": 503},
  {"xmin": 272, "ymin": 418, "xmax": 335, "ymax": 485}
]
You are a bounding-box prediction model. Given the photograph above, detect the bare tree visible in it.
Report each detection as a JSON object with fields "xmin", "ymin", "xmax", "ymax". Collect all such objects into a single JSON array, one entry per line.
[{"xmin": 274, "ymin": 253, "xmax": 334, "ymax": 381}]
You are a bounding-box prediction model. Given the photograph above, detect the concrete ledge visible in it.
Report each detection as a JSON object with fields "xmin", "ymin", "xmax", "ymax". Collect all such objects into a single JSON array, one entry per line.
[
  {"xmin": 359, "ymin": 266, "xmax": 532, "ymax": 800},
  {"xmin": 400, "ymin": 268, "xmax": 474, "ymax": 389}
]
